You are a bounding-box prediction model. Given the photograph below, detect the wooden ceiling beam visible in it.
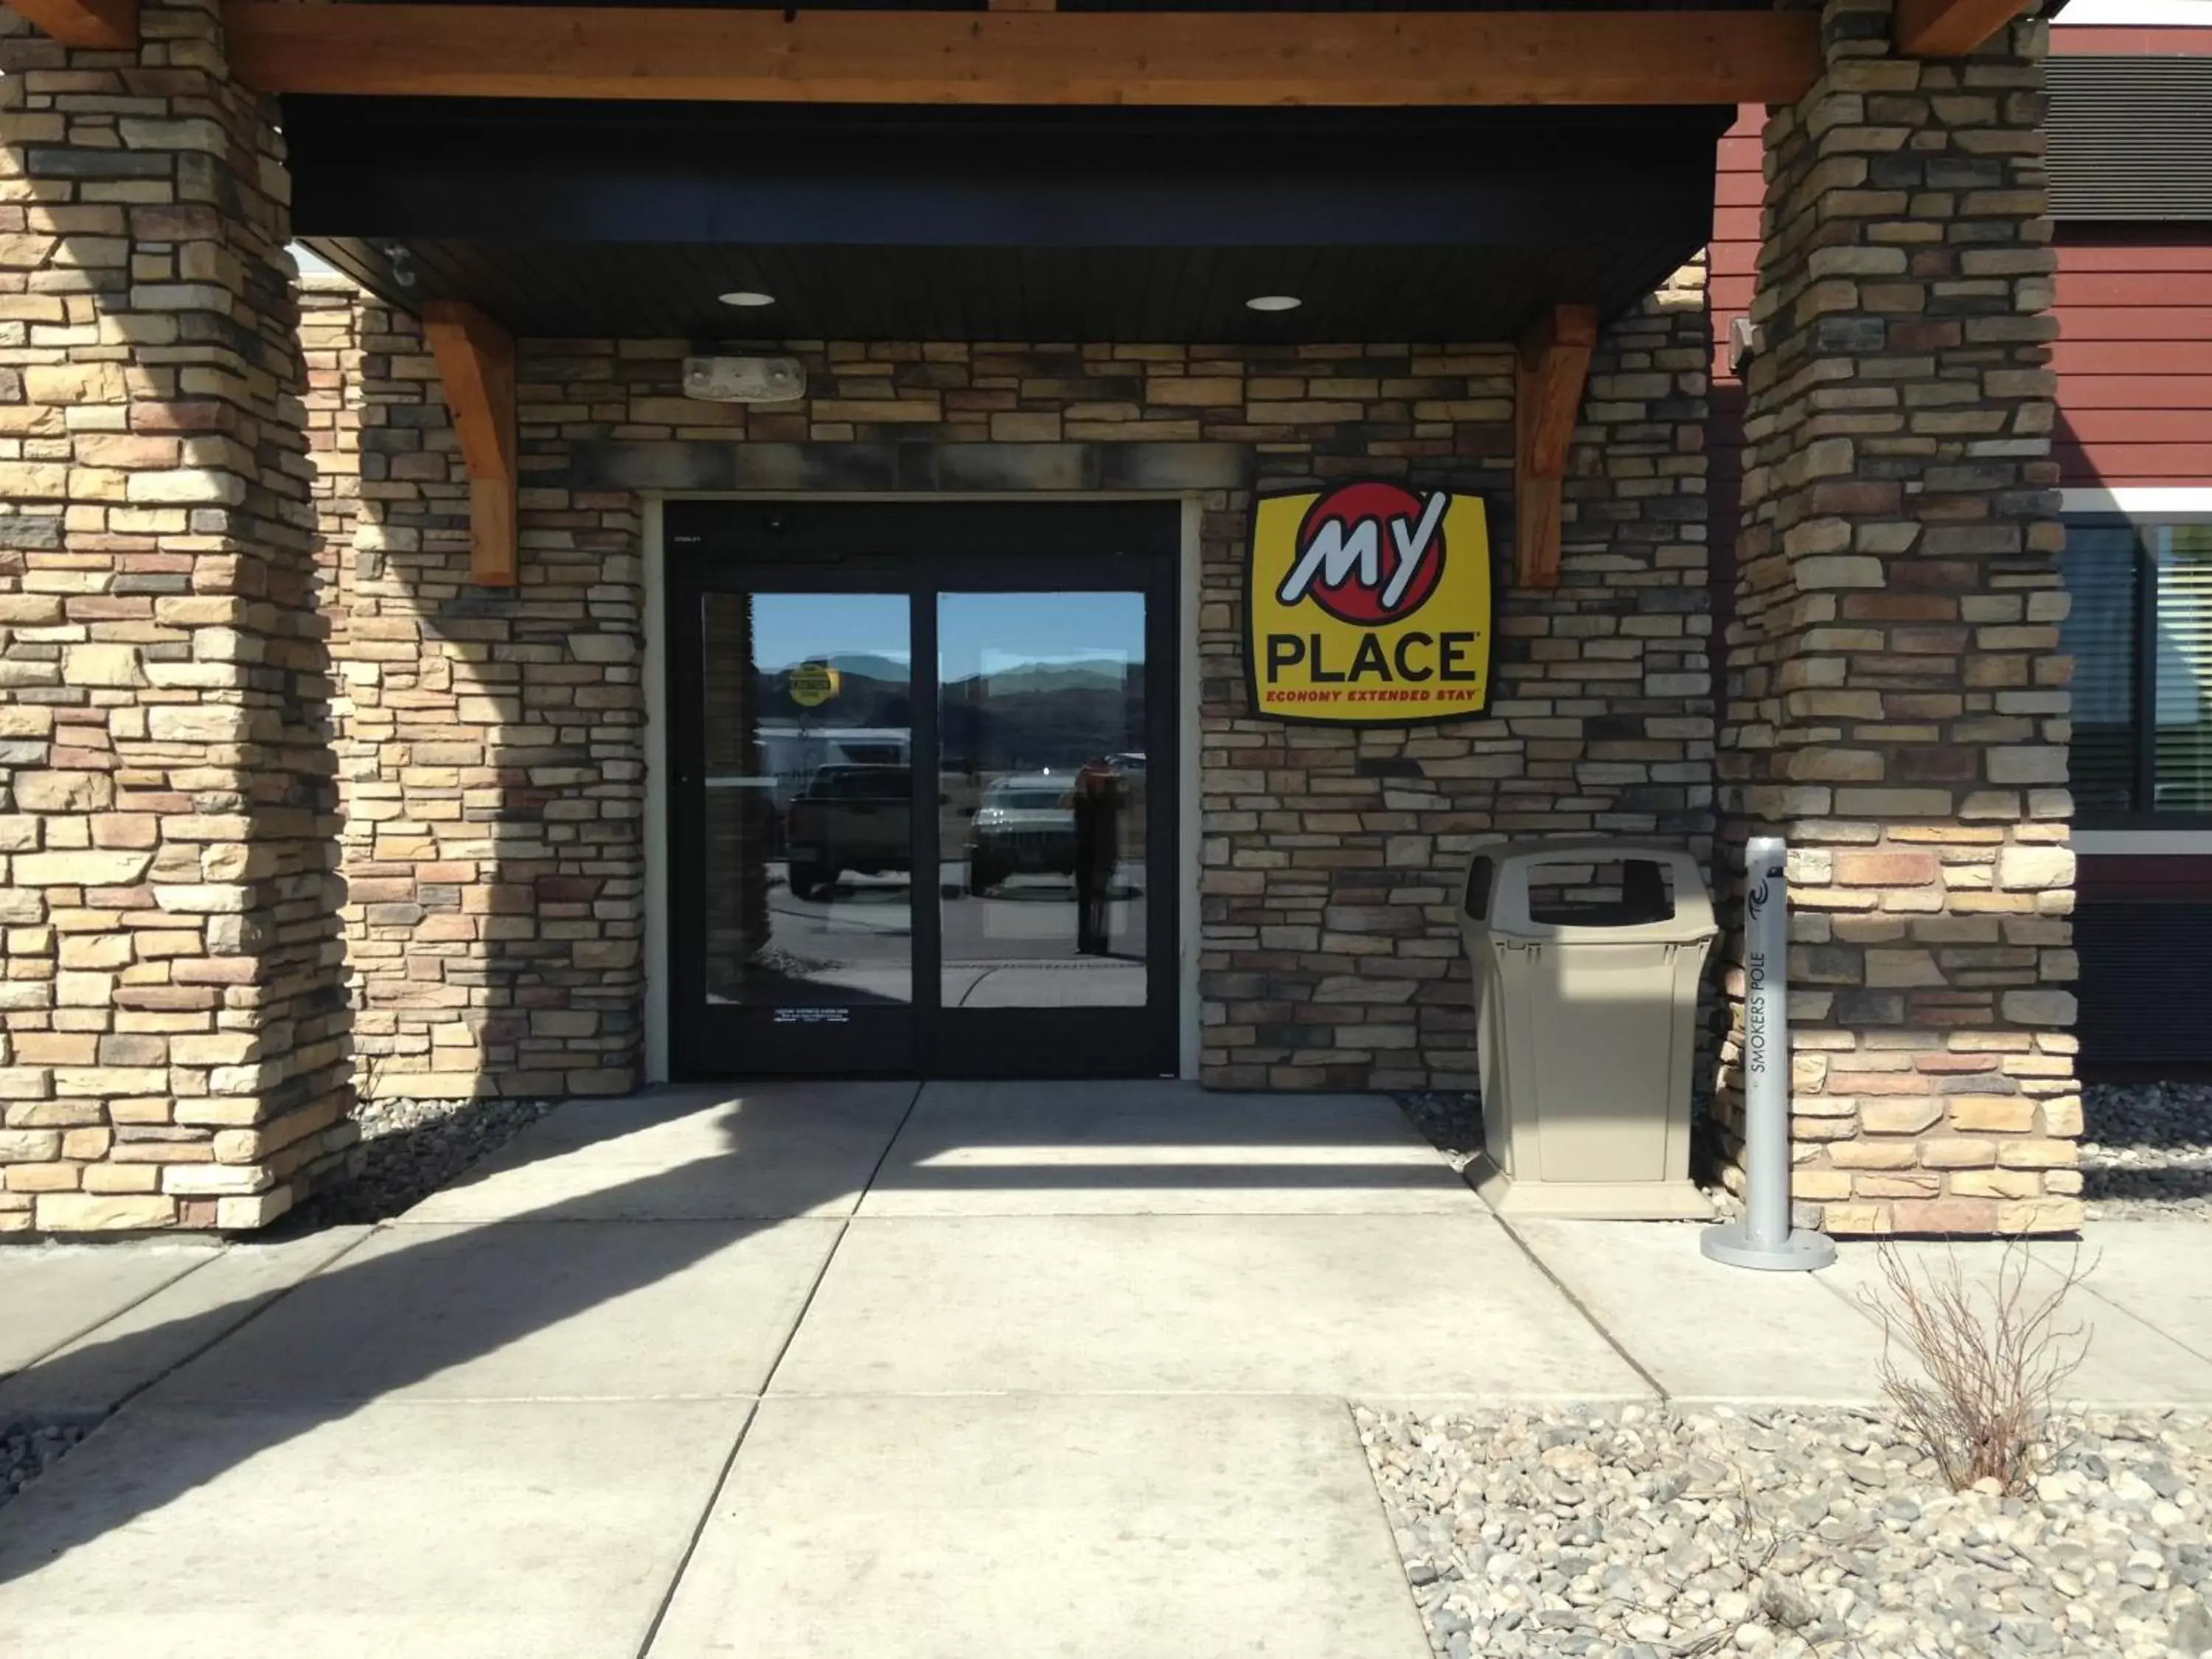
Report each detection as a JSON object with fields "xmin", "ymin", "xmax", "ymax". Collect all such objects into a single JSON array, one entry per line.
[
  {"xmin": 221, "ymin": 4, "xmax": 1822, "ymax": 106},
  {"xmin": 6, "ymin": 0, "xmax": 136, "ymax": 49},
  {"xmin": 420, "ymin": 300, "xmax": 518, "ymax": 589},
  {"xmin": 1514, "ymin": 302, "xmax": 1597, "ymax": 591},
  {"xmin": 1893, "ymin": 0, "xmax": 2032, "ymax": 57}
]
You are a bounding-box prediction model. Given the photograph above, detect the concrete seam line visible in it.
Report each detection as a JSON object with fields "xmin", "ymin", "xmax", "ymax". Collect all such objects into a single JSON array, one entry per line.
[
  {"xmin": 630, "ymin": 1399, "xmax": 757, "ymax": 1659},
  {"xmin": 61, "ymin": 1227, "xmax": 381, "ymax": 1425},
  {"xmin": 2073, "ymin": 1275, "xmax": 2212, "ymax": 1368},
  {"xmin": 1492, "ymin": 1214, "xmax": 1670, "ymax": 1405},
  {"xmin": 1805, "ymin": 1259, "xmax": 1888, "ymax": 1332},
  {"xmin": 8, "ymin": 1248, "xmax": 227, "ymax": 1383},
  {"xmin": 631, "ymin": 1079, "xmax": 928, "ymax": 1659},
  {"xmin": 1340, "ymin": 1395, "xmax": 1450, "ymax": 1652}
]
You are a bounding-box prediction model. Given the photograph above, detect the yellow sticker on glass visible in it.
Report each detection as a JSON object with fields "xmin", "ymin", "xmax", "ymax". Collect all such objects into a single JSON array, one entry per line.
[
  {"xmin": 787, "ymin": 661, "xmax": 841, "ymax": 709},
  {"xmin": 1244, "ymin": 481, "xmax": 1492, "ymax": 725}
]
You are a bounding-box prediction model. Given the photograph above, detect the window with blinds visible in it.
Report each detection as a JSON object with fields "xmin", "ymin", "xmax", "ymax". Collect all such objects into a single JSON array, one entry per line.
[
  {"xmin": 2157, "ymin": 526, "xmax": 2212, "ymax": 815},
  {"xmin": 2062, "ymin": 521, "xmax": 2138, "ymax": 815},
  {"xmin": 2061, "ymin": 516, "xmax": 2212, "ymax": 824}
]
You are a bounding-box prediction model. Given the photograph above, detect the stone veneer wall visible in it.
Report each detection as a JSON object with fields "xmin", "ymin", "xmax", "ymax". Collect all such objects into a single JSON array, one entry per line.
[
  {"xmin": 0, "ymin": 0, "xmax": 2087, "ymax": 1234},
  {"xmin": 306, "ymin": 268, "xmax": 1713, "ymax": 1099},
  {"xmin": 306, "ymin": 284, "xmax": 645, "ymax": 1099},
  {"xmin": 1717, "ymin": 0, "xmax": 2081, "ymax": 1235},
  {"xmin": 0, "ymin": 0, "xmax": 353, "ymax": 1233}
]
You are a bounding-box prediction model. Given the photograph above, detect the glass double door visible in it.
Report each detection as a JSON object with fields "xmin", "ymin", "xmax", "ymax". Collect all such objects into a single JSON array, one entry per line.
[{"xmin": 667, "ymin": 502, "xmax": 1179, "ymax": 1078}]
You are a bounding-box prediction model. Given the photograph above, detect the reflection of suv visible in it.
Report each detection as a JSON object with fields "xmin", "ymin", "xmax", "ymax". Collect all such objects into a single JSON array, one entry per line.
[
  {"xmin": 965, "ymin": 775, "xmax": 1075, "ymax": 895},
  {"xmin": 785, "ymin": 765, "xmax": 911, "ymax": 900}
]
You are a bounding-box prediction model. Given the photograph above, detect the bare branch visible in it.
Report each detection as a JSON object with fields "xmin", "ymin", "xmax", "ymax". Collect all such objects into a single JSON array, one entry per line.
[{"xmin": 1859, "ymin": 1239, "xmax": 2093, "ymax": 1495}]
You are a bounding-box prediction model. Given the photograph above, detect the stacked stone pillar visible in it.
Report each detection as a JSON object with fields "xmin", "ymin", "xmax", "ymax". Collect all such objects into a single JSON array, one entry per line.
[
  {"xmin": 0, "ymin": 0, "xmax": 352, "ymax": 1230},
  {"xmin": 1719, "ymin": 0, "xmax": 2079, "ymax": 1234}
]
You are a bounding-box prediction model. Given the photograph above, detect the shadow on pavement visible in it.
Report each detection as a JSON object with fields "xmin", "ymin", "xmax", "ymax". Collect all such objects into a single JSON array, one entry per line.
[{"xmin": 0, "ymin": 1082, "xmax": 1461, "ymax": 1585}]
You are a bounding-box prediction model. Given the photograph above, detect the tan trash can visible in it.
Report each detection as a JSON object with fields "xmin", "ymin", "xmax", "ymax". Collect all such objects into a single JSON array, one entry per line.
[{"xmin": 1458, "ymin": 839, "xmax": 1717, "ymax": 1220}]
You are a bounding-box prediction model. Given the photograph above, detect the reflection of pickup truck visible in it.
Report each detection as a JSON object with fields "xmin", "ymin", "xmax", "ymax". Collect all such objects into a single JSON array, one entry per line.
[
  {"xmin": 785, "ymin": 765, "xmax": 912, "ymax": 900},
  {"xmin": 965, "ymin": 775, "xmax": 1077, "ymax": 894}
]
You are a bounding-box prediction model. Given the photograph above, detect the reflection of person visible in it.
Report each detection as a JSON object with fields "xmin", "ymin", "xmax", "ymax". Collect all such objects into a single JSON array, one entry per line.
[{"xmin": 1068, "ymin": 759, "xmax": 1122, "ymax": 956}]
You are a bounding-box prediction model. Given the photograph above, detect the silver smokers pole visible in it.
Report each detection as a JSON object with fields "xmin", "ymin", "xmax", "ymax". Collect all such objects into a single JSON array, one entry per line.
[{"xmin": 1702, "ymin": 835, "xmax": 1836, "ymax": 1272}]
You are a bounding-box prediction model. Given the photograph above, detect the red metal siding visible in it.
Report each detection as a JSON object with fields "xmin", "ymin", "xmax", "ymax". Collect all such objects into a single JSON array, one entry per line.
[
  {"xmin": 1709, "ymin": 104, "xmax": 1763, "ymax": 388},
  {"xmin": 2054, "ymin": 236, "xmax": 2212, "ymax": 487},
  {"xmin": 2051, "ymin": 25, "xmax": 2212, "ymax": 56},
  {"xmin": 2079, "ymin": 855, "xmax": 2212, "ymax": 902},
  {"xmin": 1706, "ymin": 105, "xmax": 1763, "ymax": 660}
]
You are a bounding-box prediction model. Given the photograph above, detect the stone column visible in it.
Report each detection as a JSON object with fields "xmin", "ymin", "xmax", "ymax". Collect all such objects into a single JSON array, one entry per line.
[
  {"xmin": 1718, "ymin": 0, "xmax": 2079, "ymax": 1235},
  {"xmin": 0, "ymin": 0, "xmax": 352, "ymax": 1231}
]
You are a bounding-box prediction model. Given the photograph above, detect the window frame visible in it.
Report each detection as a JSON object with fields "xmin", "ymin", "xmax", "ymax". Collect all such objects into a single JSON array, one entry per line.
[{"xmin": 2062, "ymin": 509, "xmax": 2212, "ymax": 831}]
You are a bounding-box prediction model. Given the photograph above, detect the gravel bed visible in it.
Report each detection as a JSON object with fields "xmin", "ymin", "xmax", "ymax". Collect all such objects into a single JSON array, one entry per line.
[
  {"xmin": 2083, "ymin": 1081, "xmax": 2212, "ymax": 1222},
  {"xmin": 1361, "ymin": 1403, "xmax": 2211, "ymax": 1659},
  {"xmin": 1398, "ymin": 1090, "xmax": 1485, "ymax": 1174},
  {"xmin": 1, "ymin": 1418, "xmax": 89, "ymax": 1518},
  {"xmin": 279, "ymin": 1094, "xmax": 558, "ymax": 1228}
]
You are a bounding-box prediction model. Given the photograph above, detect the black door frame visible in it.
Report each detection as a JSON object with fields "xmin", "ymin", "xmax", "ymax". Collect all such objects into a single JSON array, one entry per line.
[{"xmin": 664, "ymin": 498, "xmax": 1181, "ymax": 1080}]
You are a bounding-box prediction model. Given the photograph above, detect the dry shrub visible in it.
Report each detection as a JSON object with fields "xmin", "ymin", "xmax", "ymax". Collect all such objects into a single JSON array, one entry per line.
[{"xmin": 1861, "ymin": 1239, "xmax": 2093, "ymax": 1495}]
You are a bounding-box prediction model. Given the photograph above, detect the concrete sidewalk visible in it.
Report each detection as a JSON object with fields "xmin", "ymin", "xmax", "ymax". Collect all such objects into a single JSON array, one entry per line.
[{"xmin": 0, "ymin": 1081, "xmax": 2207, "ymax": 1658}]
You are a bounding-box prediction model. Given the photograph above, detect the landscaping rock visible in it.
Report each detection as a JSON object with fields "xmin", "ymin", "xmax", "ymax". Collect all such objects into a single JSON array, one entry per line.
[
  {"xmin": 1397, "ymin": 1090, "xmax": 1484, "ymax": 1174},
  {"xmin": 282, "ymin": 1095, "xmax": 557, "ymax": 1228},
  {"xmin": 2084, "ymin": 1081, "xmax": 2212, "ymax": 1221},
  {"xmin": 1358, "ymin": 1403, "xmax": 2212, "ymax": 1659},
  {"xmin": 1, "ymin": 1417, "xmax": 88, "ymax": 1517}
]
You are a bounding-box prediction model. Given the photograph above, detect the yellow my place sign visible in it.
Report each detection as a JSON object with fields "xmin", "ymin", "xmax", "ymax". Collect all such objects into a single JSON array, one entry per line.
[
  {"xmin": 787, "ymin": 661, "xmax": 841, "ymax": 708},
  {"xmin": 1245, "ymin": 481, "xmax": 1493, "ymax": 725}
]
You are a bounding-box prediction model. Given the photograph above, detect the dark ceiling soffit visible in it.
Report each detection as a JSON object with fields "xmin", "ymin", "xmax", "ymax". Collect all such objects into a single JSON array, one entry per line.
[
  {"xmin": 302, "ymin": 234, "xmax": 1711, "ymax": 344},
  {"xmin": 284, "ymin": 100, "xmax": 1732, "ymax": 247}
]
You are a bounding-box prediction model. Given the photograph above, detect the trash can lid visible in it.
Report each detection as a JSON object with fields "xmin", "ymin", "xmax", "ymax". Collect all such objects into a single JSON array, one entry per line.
[{"xmin": 1463, "ymin": 838, "xmax": 1717, "ymax": 942}]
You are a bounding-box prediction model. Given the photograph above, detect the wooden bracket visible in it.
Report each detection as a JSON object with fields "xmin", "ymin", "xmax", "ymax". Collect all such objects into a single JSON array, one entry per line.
[
  {"xmin": 421, "ymin": 299, "xmax": 518, "ymax": 588},
  {"xmin": 1893, "ymin": 0, "xmax": 2031, "ymax": 57},
  {"xmin": 6, "ymin": 0, "xmax": 136, "ymax": 49},
  {"xmin": 1514, "ymin": 302, "xmax": 1597, "ymax": 590}
]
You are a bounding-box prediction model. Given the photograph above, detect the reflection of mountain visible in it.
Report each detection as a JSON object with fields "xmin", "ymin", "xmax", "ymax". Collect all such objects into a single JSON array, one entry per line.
[
  {"xmin": 943, "ymin": 667, "xmax": 1145, "ymax": 774},
  {"xmin": 758, "ymin": 652, "xmax": 911, "ymax": 686},
  {"xmin": 757, "ymin": 668, "xmax": 911, "ymax": 730},
  {"xmin": 966, "ymin": 659, "xmax": 1127, "ymax": 695},
  {"xmin": 746, "ymin": 660, "xmax": 1143, "ymax": 773}
]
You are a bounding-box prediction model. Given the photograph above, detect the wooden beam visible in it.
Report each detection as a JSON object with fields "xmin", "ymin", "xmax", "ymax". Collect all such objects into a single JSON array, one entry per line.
[
  {"xmin": 6, "ymin": 0, "xmax": 135, "ymax": 49},
  {"xmin": 1514, "ymin": 303, "xmax": 1596, "ymax": 591},
  {"xmin": 223, "ymin": 4, "xmax": 1821, "ymax": 106},
  {"xmin": 420, "ymin": 300, "xmax": 518, "ymax": 588},
  {"xmin": 1894, "ymin": 0, "xmax": 2031, "ymax": 57}
]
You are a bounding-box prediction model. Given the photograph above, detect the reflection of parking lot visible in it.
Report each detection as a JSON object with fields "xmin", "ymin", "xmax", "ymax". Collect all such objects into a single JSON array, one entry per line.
[{"xmin": 765, "ymin": 862, "xmax": 1147, "ymax": 967}]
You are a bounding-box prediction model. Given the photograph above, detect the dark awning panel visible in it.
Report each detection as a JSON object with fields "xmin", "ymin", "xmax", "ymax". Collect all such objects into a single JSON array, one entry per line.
[{"xmin": 290, "ymin": 100, "xmax": 1729, "ymax": 341}]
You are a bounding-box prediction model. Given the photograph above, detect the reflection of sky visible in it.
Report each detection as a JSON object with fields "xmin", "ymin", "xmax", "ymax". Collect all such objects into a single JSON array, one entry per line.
[
  {"xmin": 949, "ymin": 591, "xmax": 1141, "ymax": 681},
  {"xmin": 751, "ymin": 593, "xmax": 910, "ymax": 674},
  {"xmin": 748, "ymin": 591, "xmax": 1145, "ymax": 674}
]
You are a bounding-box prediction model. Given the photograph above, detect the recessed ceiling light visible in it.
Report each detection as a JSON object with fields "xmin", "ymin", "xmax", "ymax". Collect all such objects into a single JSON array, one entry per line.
[
  {"xmin": 718, "ymin": 291, "xmax": 776, "ymax": 308},
  {"xmin": 1245, "ymin": 294, "xmax": 1301, "ymax": 313}
]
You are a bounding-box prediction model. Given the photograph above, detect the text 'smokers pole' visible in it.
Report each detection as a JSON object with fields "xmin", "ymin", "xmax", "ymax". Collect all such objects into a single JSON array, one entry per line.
[{"xmin": 1702, "ymin": 835, "xmax": 1835, "ymax": 1273}]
